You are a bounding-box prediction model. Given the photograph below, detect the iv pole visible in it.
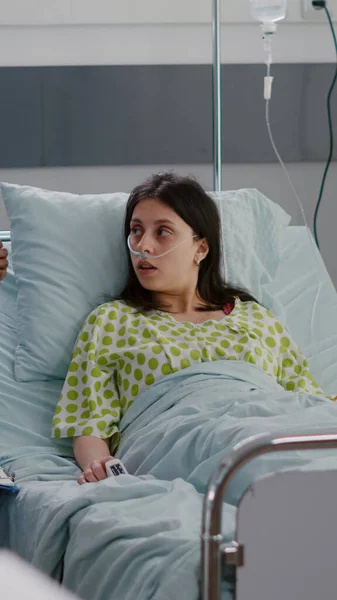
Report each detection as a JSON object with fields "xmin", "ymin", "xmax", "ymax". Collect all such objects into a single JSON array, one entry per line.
[{"xmin": 212, "ymin": 0, "xmax": 222, "ymax": 192}]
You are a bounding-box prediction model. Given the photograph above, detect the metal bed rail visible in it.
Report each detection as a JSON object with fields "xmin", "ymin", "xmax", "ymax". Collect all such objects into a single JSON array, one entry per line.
[
  {"xmin": 201, "ymin": 432, "xmax": 337, "ymax": 600},
  {"xmin": 0, "ymin": 230, "xmax": 11, "ymax": 242}
]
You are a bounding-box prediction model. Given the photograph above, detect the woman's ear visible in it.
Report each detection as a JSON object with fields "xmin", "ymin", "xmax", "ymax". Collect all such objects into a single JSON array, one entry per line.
[{"xmin": 198, "ymin": 238, "xmax": 209, "ymax": 261}]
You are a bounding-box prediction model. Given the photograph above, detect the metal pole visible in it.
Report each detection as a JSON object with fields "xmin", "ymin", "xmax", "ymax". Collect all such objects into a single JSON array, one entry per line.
[
  {"xmin": 201, "ymin": 432, "xmax": 337, "ymax": 600},
  {"xmin": 212, "ymin": 0, "xmax": 222, "ymax": 192}
]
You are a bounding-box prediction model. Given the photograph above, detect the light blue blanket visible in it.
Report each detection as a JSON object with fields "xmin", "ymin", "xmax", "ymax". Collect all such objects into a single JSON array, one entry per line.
[
  {"xmin": 4, "ymin": 361, "xmax": 337, "ymax": 600},
  {"xmin": 118, "ymin": 361, "xmax": 337, "ymax": 503}
]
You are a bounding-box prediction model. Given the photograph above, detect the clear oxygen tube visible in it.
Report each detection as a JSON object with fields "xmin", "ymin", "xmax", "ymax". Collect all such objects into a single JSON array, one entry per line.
[{"xmin": 127, "ymin": 234, "xmax": 198, "ymax": 260}]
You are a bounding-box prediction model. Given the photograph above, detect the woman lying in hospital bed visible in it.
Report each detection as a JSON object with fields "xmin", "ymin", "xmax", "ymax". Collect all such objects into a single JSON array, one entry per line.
[{"xmin": 46, "ymin": 172, "xmax": 336, "ymax": 485}]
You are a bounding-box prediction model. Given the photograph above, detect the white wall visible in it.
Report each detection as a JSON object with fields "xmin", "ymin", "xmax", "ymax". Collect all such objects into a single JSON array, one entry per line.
[
  {"xmin": 0, "ymin": 23, "xmax": 335, "ymax": 66},
  {"xmin": 0, "ymin": 0, "xmax": 336, "ymax": 25},
  {"xmin": 0, "ymin": 0, "xmax": 336, "ymax": 66}
]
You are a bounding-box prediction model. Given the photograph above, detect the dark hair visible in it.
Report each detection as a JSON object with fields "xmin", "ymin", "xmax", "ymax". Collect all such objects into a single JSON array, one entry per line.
[{"xmin": 120, "ymin": 171, "xmax": 255, "ymax": 311}]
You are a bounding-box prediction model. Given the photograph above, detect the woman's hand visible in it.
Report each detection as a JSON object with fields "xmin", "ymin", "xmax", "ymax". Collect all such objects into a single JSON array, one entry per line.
[
  {"xmin": 0, "ymin": 241, "xmax": 8, "ymax": 281},
  {"xmin": 77, "ymin": 455, "xmax": 115, "ymax": 485},
  {"xmin": 73, "ymin": 436, "xmax": 113, "ymax": 484}
]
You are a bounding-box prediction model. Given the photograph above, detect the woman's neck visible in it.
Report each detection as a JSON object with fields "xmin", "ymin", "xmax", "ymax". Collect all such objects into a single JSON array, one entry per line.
[{"xmin": 154, "ymin": 290, "xmax": 203, "ymax": 315}]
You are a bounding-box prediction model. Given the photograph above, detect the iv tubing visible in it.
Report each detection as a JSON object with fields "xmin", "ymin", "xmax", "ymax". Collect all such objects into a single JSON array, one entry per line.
[{"xmin": 262, "ymin": 32, "xmax": 323, "ymax": 330}]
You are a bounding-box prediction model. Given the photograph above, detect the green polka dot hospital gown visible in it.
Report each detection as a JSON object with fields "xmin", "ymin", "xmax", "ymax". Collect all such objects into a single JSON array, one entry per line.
[{"xmin": 52, "ymin": 299, "xmax": 335, "ymax": 451}]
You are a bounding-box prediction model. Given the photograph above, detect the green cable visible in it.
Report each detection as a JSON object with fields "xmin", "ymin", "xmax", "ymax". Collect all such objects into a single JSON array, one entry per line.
[{"xmin": 313, "ymin": 3, "xmax": 337, "ymax": 249}]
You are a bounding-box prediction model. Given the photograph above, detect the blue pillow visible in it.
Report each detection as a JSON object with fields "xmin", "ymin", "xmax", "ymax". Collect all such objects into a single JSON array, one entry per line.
[
  {"xmin": 2, "ymin": 183, "xmax": 290, "ymax": 382},
  {"xmin": 2, "ymin": 184, "xmax": 128, "ymax": 381}
]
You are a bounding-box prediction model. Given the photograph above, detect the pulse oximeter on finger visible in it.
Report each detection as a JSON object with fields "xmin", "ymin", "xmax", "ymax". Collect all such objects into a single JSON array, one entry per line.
[{"xmin": 105, "ymin": 458, "xmax": 128, "ymax": 477}]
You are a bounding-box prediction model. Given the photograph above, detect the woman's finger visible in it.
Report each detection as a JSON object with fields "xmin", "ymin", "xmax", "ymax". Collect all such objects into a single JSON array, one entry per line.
[
  {"xmin": 83, "ymin": 468, "xmax": 98, "ymax": 483},
  {"xmin": 91, "ymin": 460, "xmax": 108, "ymax": 481},
  {"xmin": 77, "ymin": 474, "xmax": 86, "ymax": 485},
  {"xmin": 101, "ymin": 455, "xmax": 115, "ymax": 466}
]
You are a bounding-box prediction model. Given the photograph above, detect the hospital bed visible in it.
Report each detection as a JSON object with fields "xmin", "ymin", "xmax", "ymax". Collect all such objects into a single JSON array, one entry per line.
[{"xmin": 1, "ymin": 224, "xmax": 337, "ymax": 600}]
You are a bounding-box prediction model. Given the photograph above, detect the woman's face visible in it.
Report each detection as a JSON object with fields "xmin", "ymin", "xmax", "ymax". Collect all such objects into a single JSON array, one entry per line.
[{"xmin": 129, "ymin": 198, "xmax": 205, "ymax": 295}]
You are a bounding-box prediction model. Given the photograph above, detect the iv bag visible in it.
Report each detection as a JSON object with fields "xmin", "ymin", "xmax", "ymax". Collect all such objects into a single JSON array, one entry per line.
[{"xmin": 249, "ymin": 0, "xmax": 287, "ymax": 23}]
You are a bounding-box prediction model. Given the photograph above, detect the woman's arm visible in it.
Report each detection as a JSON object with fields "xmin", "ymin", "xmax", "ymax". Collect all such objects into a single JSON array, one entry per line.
[
  {"xmin": 271, "ymin": 321, "xmax": 334, "ymax": 398},
  {"xmin": 249, "ymin": 302, "xmax": 335, "ymax": 399},
  {"xmin": 74, "ymin": 436, "xmax": 114, "ymax": 484},
  {"xmin": 51, "ymin": 302, "xmax": 122, "ymax": 484},
  {"xmin": 74, "ymin": 436, "xmax": 111, "ymax": 471}
]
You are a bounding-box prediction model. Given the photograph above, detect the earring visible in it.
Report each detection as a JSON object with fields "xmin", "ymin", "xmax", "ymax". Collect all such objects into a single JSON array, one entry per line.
[{"xmin": 194, "ymin": 257, "xmax": 200, "ymax": 266}]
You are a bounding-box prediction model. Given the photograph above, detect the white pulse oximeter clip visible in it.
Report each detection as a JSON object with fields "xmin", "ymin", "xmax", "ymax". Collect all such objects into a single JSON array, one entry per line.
[{"xmin": 105, "ymin": 458, "xmax": 128, "ymax": 477}]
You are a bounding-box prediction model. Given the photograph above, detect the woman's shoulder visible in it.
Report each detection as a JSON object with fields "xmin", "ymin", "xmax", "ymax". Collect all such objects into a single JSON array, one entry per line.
[
  {"xmin": 98, "ymin": 299, "xmax": 134, "ymax": 313},
  {"xmin": 234, "ymin": 298, "xmax": 261, "ymax": 311},
  {"xmin": 235, "ymin": 298, "xmax": 278, "ymax": 320},
  {"xmin": 85, "ymin": 299, "xmax": 136, "ymax": 324}
]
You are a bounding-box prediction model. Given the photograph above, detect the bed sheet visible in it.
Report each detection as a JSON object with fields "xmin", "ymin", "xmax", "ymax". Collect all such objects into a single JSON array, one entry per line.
[
  {"xmin": 268, "ymin": 227, "xmax": 337, "ymax": 394},
  {"xmin": 1, "ymin": 229, "xmax": 337, "ymax": 600}
]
